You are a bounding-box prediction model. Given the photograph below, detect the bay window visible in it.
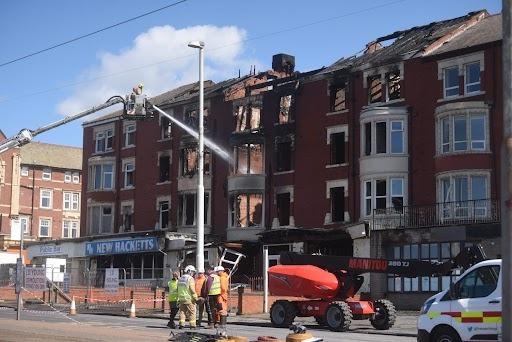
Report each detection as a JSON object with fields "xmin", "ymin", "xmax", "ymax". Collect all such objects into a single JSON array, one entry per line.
[
  {"xmin": 363, "ymin": 177, "xmax": 405, "ymax": 216},
  {"xmin": 230, "ymin": 193, "xmax": 263, "ymax": 228},
  {"xmin": 89, "ymin": 163, "xmax": 114, "ymax": 190},
  {"xmin": 438, "ymin": 172, "xmax": 489, "ymax": 218},
  {"xmin": 88, "ymin": 204, "xmax": 113, "ymax": 235},
  {"xmin": 233, "ymin": 143, "xmax": 263, "ymax": 175},
  {"xmin": 362, "ymin": 119, "xmax": 406, "ymax": 156},
  {"xmin": 437, "ymin": 112, "xmax": 487, "ymax": 154}
]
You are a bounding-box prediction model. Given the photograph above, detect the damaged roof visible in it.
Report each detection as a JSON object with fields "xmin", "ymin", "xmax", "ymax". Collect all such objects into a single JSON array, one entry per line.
[
  {"xmin": 428, "ymin": 13, "xmax": 502, "ymax": 55},
  {"xmin": 320, "ymin": 10, "xmax": 489, "ymax": 74}
]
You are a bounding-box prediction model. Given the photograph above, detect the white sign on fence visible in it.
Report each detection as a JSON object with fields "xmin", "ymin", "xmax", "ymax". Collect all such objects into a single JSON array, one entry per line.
[
  {"xmin": 63, "ymin": 273, "xmax": 70, "ymax": 294},
  {"xmin": 24, "ymin": 268, "xmax": 46, "ymax": 291},
  {"xmin": 104, "ymin": 268, "xmax": 119, "ymax": 294}
]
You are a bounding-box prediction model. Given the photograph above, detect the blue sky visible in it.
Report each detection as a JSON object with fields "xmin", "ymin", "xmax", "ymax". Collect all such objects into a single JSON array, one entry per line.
[{"xmin": 0, "ymin": 0, "xmax": 501, "ymax": 148}]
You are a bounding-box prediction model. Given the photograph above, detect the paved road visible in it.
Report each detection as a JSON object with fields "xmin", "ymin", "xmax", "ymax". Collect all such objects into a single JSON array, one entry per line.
[{"xmin": 0, "ymin": 307, "xmax": 415, "ymax": 342}]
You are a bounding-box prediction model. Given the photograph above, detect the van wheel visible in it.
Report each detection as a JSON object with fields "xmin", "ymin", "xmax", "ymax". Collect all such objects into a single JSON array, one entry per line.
[{"xmin": 432, "ymin": 326, "xmax": 461, "ymax": 342}]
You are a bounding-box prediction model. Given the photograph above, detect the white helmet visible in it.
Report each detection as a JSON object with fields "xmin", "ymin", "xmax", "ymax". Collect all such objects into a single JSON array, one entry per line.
[
  {"xmin": 184, "ymin": 265, "xmax": 196, "ymax": 274},
  {"xmin": 214, "ymin": 265, "xmax": 225, "ymax": 272}
]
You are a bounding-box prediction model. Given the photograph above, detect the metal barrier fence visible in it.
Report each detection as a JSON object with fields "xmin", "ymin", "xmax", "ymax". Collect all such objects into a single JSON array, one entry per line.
[{"xmin": 0, "ymin": 266, "xmax": 170, "ymax": 314}]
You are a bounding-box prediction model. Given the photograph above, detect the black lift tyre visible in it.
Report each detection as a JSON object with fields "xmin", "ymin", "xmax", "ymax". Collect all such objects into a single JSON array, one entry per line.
[
  {"xmin": 270, "ymin": 300, "xmax": 297, "ymax": 328},
  {"xmin": 324, "ymin": 301, "xmax": 352, "ymax": 332},
  {"xmin": 314, "ymin": 316, "xmax": 326, "ymax": 326},
  {"xmin": 370, "ymin": 299, "xmax": 397, "ymax": 330}
]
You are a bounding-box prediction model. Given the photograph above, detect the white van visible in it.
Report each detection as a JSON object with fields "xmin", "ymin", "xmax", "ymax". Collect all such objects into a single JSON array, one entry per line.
[{"xmin": 417, "ymin": 259, "xmax": 501, "ymax": 342}]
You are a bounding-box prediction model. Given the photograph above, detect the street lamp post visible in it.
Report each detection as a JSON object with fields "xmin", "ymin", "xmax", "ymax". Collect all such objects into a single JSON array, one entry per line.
[{"xmin": 188, "ymin": 41, "xmax": 205, "ymax": 273}]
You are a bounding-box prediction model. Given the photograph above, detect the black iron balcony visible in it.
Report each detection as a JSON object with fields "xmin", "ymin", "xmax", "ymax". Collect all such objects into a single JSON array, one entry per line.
[{"xmin": 371, "ymin": 199, "xmax": 500, "ymax": 230}]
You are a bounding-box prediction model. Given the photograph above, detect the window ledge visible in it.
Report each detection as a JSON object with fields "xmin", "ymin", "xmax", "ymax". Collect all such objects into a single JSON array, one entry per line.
[
  {"xmin": 87, "ymin": 189, "xmax": 116, "ymax": 193},
  {"xmin": 273, "ymin": 121, "xmax": 295, "ymax": 126},
  {"xmin": 364, "ymin": 98, "xmax": 406, "ymax": 109},
  {"xmin": 121, "ymin": 186, "xmax": 135, "ymax": 191},
  {"xmin": 122, "ymin": 145, "xmax": 135, "ymax": 150},
  {"xmin": 273, "ymin": 170, "xmax": 295, "ymax": 176},
  {"xmin": 92, "ymin": 150, "xmax": 114, "ymax": 156},
  {"xmin": 360, "ymin": 153, "xmax": 409, "ymax": 159},
  {"xmin": 435, "ymin": 150, "xmax": 491, "ymax": 158},
  {"xmin": 157, "ymin": 138, "xmax": 172, "ymax": 143},
  {"xmin": 326, "ymin": 163, "xmax": 348, "ymax": 168},
  {"xmin": 156, "ymin": 181, "xmax": 171, "ymax": 185},
  {"xmin": 437, "ymin": 91, "xmax": 485, "ymax": 103},
  {"xmin": 326, "ymin": 109, "xmax": 349, "ymax": 116},
  {"xmin": 324, "ymin": 221, "xmax": 346, "ymax": 226},
  {"xmin": 227, "ymin": 226, "xmax": 263, "ymax": 230}
]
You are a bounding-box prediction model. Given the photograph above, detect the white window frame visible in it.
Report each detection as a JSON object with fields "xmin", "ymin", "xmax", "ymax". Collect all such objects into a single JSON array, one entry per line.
[
  {"xmin": 40, "ymin": 189, "xmax": 52, "ymax": 209},
  {"xmin": 390, "ymin": 120, "xmax": 404, "ymax": 154},
  {"xmin": 123, "ymin": 160, "xmax": 135, "ymax": 188},
  {"xmin": 72, "ymin": 172, "xmax": 80, "ymax": 184},
  {"xmin": 89, "ymin": 162, "xmax": 115, "ymax": 191},
  {"xmin": 63, "ymin": 191, "xmax": 80, "ymax": 211},
  {"xmin": 160, "ymin": 114, "xmax": 171, "ymax": 140},
  {"xmin": 39, "ymin": 218, "xmax": 51, "ymax": 237},
  {"xmin": 124, "ymin": 123, "xmax": 136, "ymax": 147},
  {"xmin": 159, "ymin": 200, "xmax": 170, "ymax": 229},
  {"xmin": 20, "ymin": 216, "xmax": 30, "ymax": 235},
  {"xmin": 121, "ymin": 201, "xmax": 134, "ymax": 232},
  {"xmin": 464, "ymin": 61, "xmax": 481, "ymax": 94},
  {"xmin": 42, "ymin": 168, "xmax": 52, "ymax": 180},
  {"xmin": 364, "ymin": 181, "xmax": 372, "ymax": 216},
  {"xmin": 443, "ymin": 66, "xmax": 459, "ymax": 98},
  {"xmin": 361, "ymin": 117, "xmax": 408, "ymax": 157},
  {"xmin": 437, "ymin": 52, "xmax": 484, "ymax": 100},
  {"xmin": 88, "ymin": 204, "xmax": 114, "ymax": 235},
  {"xmin": 62, "ymin": 220, "xmax": 79, "ymax": 238},
  {"xmin": 94, "ymin": 128, "xmax": 114, "ymax": 153},
  {"xmin": 64, "ymin": 171, "xmax": 72, "ymax": 183},
  {"xmin": 21, "ymin": 166, "xmax": 29, "ymax": 177},
  {"xmin": 362, "ymin": 176, "xmax": 407, "ymax": 217}
]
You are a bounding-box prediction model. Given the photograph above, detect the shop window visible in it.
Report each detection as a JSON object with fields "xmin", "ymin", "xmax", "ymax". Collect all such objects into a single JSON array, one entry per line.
[
  {"xmin": 331, "ymin": 83, "xmax": 346, "ymax": 112},
  {"xmin": 368, "ymin": 75, "xmax": 382, "ymax": 104},
  {"xmin": 233, "ymin": 144, "xmax": 263, "ymax": 175},
  {"xmin": 330, "ymin": 132, "xmax": 345, "ymax": 165},
  {"xmin": 95, "ymin": 128, "xmax": 114, "ymax": 153},
  {"xmin": 276, "ymin": 141, "xmax": 292, "ymax": 172},
  {"xmin": 276, "ymin": 193, "xmax": 290, "ymax": 226},
  {"xmin": 159, "ymin": 201, "xmax": 169, "ymax": 229},
  {"xmin": 159, "ymin": 154, "xmax": 170, "ymax": 182},
  {"xmin": 278, "ymin": 95, "xmax": 293, "ymax": 124},
  {"xmin": 330, "ymin": 187, "xmax": 345, "ymax": 223},
  {"xmin": 230, "ymin": 193, "xmax": 263, "ymax": 228}
]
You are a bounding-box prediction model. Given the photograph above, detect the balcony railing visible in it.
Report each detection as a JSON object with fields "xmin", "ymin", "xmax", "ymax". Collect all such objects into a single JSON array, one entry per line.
[{"xmin": 371, "ymin": 199, "xmax": 500, "ymax": 230}]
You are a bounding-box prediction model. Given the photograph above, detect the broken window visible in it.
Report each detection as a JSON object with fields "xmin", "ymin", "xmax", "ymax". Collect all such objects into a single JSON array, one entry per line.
[
  {"xmin": 277, "ymin": 192, "xmax": 291, "ymax": 226},
  {"xmin": 386, "ymin": 71, "xmax": 401, "ymax": 101},
  {"xmin": 330, "ymin": 187, "xmax": 345, "ymax": 222},
  {"xmin": 368, "ymin": 75, "xmax": 382, "ymax": 104},
  {"xmin": 364, "ymin": 123, "xmax": 372, "ymax": 156},
  {"xmin": 276, "ymin": 141, "xmax": 292, "ymax": 172},
  {"xmin": 159, "ymin": 154, "xmax": 170, "ymax": 182},
  {"xmin": 180, "ymin": 148, "xmax": 198, "ymax": 176},
  {"xmin": 234, "ymin": 102, "xmax": 262, "ymax": 132},
  {"xmin": 230, "ymin": 193, "xmax": 263, "ymax": 228},
  {"xmin": 160, "ymin": 116, "xmax": 171, "ymax": 140},
  {"xmin": 376, "ymin": 122, "xmax": 387, "ymax": 154},
  {"xmin": 178, "ymin": 193, "xmax": 209, "ymax": 226},
  {"xmin": 234, "ymin": 143, "xmax": 263, "ymax": 175},
  {"xmin": 122, "ymin": 204, "xmax": 133, "ymax": 232},
  {"xmin": 278, "ymin": 95, "xmax": 293, "ymax": 124},
  {"xmin": 330, "ymin": 132, "xmax": 345, "ymax": 165},
  {"xmin": 159, "ymin": 201, "xmax": 169, "ymax": 229},
  {"xmin": 184, "ymin": 108, "xmax": 198, "ymax": 128},
  {"xmin": 331, "ymin": 84, "xmax": 346, "ymax": 112}
]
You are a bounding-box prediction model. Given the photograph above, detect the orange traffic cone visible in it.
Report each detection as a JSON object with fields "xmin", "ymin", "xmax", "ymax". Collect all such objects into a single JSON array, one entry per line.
[{"xmin": 69, "ymin": 296, "xmax": 76, "ymax": 316}]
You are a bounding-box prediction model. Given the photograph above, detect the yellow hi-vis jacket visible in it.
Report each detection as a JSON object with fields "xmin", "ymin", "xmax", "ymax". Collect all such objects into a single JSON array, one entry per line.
[
  {"xmin": 177, "ymin": 274, "xmax": 197, "ymax": 304},
  {"xmin": 208, "ymin": 274, "xmax": 221, "ymax": 295},
  {"xmin": 167, "ymin": 278, "xmax": 178, "ymax": 302}
]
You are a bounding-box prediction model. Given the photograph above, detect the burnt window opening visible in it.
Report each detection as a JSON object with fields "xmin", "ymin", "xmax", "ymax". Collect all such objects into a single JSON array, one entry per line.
[
  {"xmin": 159, "ymin": 155, "xmax": 170, "ymax": 182},
  {"xmin": 386, "ymin": 71, "xmax": 401, "ymax": 101},
  {"xmin": 184, "ymin": 107, "xmax": 209, "ymax": 129},
  {"xmin": 330, "ymin": 187, "xmax": 345, "ymax": 223},
  {"xmin": 233, "ymin": 143, "xmax": 263, "ymax": 175},
  {"xmin": 376, "ymin": 122, "xmax": 387, "ymax": 154},
  {"xmin": 159, "ymin": 201, "xmax": 169, "ymax": 229},
  {"xmin": 331, "ymin": 84, "xmax": 347, "ymax": 112},
  {"xmin": 121, "ymin": 205, "xmax": 133, "ymax": 232},
  {"xmin": 330, "ymin": 132, "xmax": 345, "ymax": 165},
  {"xmin": 178, "ymin": 193, "xmax": 209, "ymax": 226},
  {"xmin": 368, "ymin": 75, "xmax": 383, "ymax": 104},
  {"xmin": 364, "ymin": 122, "xmax": 372, "ymax": 156},
  {"xmin": 278, "ymin": 95, "xmax": 293, "ymax": 124},
  {"xmin": 276, "ymin": 141, "xmax": 293, "ymax": 172},
  {"xmin": 234, "ymin": 102, "xmax": 261, "ymax": 132},
  {"xmin": 180, "ymin": 148, "xmax": 210, "ymax": 177},
  {"xmin": 160, "ymin": 116, "xmax": 171, "ymax": 140},
  {"xmin": 230, "ymin": 193, "xmax": 263, "ymax": 228},
  {"xmin": 277, "ymin": 192, "xmax": 291, "ymax": 226}
]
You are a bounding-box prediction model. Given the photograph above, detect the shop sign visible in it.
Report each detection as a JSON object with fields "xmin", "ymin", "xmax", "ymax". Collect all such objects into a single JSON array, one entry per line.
[{"xmin": 85, "ymin": 237, "xmax": 158, "ymax": 256}]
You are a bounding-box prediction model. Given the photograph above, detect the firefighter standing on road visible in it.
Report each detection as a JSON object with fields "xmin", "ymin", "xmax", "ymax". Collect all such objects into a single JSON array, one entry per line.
[
  {"xmin": 167, "ymin": 271, "xmax": 179, "ymax": 329},
  {"xmin": 195, "ymin": 270, "xmax": 209, "ymax": 327},
  {"xmin": 177, "ymin": 265, "xmax": 198, "ymax": 329},
  {"xmin": 215, "ymin": 265, "xmax": 229, "ymax": 330},
  {"xmin": 207, "ymin": 267, "xmax": 221, "ymax": 327}
]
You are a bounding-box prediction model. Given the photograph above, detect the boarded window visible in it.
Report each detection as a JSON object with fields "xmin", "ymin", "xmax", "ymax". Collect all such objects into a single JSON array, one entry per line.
[
  {"xmin": 330, "ymin": 187, "xmax": 345, "ymax": 222},
  {"xmin": 368, "ymin": 75, "xmax": 382, "ymax": 104},
  {"xmin": 277, "ymin": 193, "xmax": 291, "ymax": 226},
  {"xmin": 278, "ymin": 95, "xmax": 292, "ymax": 124},
  {"xmin": 386, "ymin": 71, "xmax": 401, "ymax": 101},
  {"xmin": 331, "ymin": 84, "xmax": 346, "ymax": 111},
  {"xmin": 330, "ymin": 132, "xmax": 345, "ymax": 165},
  {"xmin": 159, "ymin": 155, "xmax": 170, "ymax": 182},
  {"xmin": 276, "ymin": 141, "xmax": 292, "ymax": 172}
]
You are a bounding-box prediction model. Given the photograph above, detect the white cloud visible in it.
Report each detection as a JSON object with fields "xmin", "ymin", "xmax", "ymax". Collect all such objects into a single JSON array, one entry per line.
[{"xmin": 57, "ymin": 25, "xmax": 261, "ymax": 116}]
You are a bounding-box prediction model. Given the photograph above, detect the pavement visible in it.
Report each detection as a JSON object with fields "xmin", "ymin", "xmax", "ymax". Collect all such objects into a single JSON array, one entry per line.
[
  {"xmin": 0, "ymin": 306, "xmax": 417, "ymax": 342},
  {"xmin": 0, "ymin": 301, "xmax": 419, "ymax": 338}
]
